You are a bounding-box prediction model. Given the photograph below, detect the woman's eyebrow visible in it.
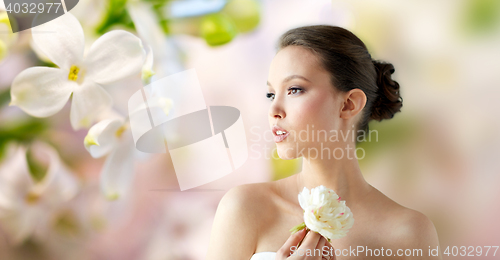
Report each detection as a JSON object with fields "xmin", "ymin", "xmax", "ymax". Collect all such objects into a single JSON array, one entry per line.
[{"xmin": 267, "ymin": 74, "xmax": 311, "ymax": 88}]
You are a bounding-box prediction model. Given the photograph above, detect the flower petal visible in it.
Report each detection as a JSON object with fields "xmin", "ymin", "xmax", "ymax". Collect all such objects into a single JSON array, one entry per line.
[
  {"xmin": 29, "ymin": 39, "xmax": 51, "ymax": 64},
  {"xmin": 142, "ymin": 45, "xmax": 155, "ymax": 83},
  {"xmin": 84, "ymin": 118, "xmax": 124, "ymax": 158},
  {"xmin": 70, "ymin": 82, "xmax": 112, "ymax": 130},
  {"xmin": 0, "ymin": 144, "xmax": 41, "ymax": 244},
  {"xmin": 298, "ymin": 185, "xmax": 354, "ymax": 241},
  {"xmin": 100, "ymin": 130, "xmax": 136, "ymax": 200},
  {"xmin": 0, "ymin": 144, "xmax": 34, "ymax": 207},
  {"xmin": 10, "ymin": 67, "xmax": 74, "ymax": 117},
  {"xmin": 0, "ymin": 12, "xmax": 16, "ymax": 61},
  {"xmin": 28, "ymin": 142, "xmax": 79, "ymax": 206},
  {"xmin": 298, "ymin": 187, "xmax": 311, "ymax": 210},
  {"xmin": 32, "ymin": 13, "xmax": 84, "ymax": 69},
  {"xmin": 0, "ymin": 39, "xmax": 6, "ymax": 61},
  {"xmin": 85, "ymin": 30, "xmax": 146, "ymax": 85},
  {"xmin": 0, "ymin": 12, "xmax": 17, "ymax": 44}
]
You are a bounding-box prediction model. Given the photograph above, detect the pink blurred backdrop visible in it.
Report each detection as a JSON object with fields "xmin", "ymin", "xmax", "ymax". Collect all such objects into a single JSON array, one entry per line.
[{"xmin": 0, "ymin": 0, "xmax": 499, "ymax": 259}]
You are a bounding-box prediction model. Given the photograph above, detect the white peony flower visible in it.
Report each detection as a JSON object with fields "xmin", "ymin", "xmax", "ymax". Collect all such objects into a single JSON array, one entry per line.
[
  {"xmin": 9, "ymin": 13, "xmax": 146, "ymax": 130},
  {"xmin": 291, "ymin": 185, "xmax": 354, "ymax": 242}
]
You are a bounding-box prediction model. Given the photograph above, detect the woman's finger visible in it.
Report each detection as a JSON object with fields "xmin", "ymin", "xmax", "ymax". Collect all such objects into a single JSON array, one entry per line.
[
  {"xmin": 322, "ymin": 240, "xmax": 336, "ymax": 260},
  {"xmin": 298, "ymin": 230, "xmax": 321, "ymax": 251},
  {"xmin": 276, "ymin": 228, "xmax": 307, "ymax": 258},
  {"xmin": 316, "ymin": 236, "xmax": 326, "ymax": 250},
  {"xmin": 313, "ymin": 236, "xmax": 326, "ymax": 259},
  {"xmin": 324, "ymin": 240, "xmax": 333, "ymax": 251}
]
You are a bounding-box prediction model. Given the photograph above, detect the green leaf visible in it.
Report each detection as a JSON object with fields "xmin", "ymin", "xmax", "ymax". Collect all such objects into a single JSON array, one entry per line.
[
  {"xmin": 26, "ymin": 147, "xmax": 48, "ymax": 182},
  {"xmin": 0, "ymin": 119, "xmax": 49, "ymax": 161},
  {"xmin": 461, "ymin": 0, "xmax": 500, "ymax": 36},
  {"xmin": 200, "ymin": 13, "xmax": 237, "ymax": 46},
  {"xmin": 0, "ymin": 88, "xmax": 11, "ymax": 108},
  {"xmin": 141, "ymin": 0, "xmax": 171, "ymax": 34},
  {"xmin": 95, "ymin": 0, "xmax": 135, "ymax": 35},
  {"xmin": 222, "ymin": 0, "xmax": 260, "ymax": 33}
]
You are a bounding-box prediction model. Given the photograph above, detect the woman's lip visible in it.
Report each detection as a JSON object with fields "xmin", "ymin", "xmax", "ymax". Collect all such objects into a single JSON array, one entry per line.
[
  {"xmin": 274, "ymin": 132, "xmax": 290, "ymax": 143},
  {"xmin": 272, "ymin": 125, "xmax": 288, "ymax": 136}
]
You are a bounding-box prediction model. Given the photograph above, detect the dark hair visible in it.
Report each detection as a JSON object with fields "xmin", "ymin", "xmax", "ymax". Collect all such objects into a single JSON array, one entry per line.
[{"xmin": 277, "ymin": 25, "xmax": 403, "ymax": 141}]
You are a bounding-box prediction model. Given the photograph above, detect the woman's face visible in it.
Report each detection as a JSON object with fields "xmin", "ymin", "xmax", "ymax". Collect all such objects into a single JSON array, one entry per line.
[{"xmin": 267, "ymin": 46, "xmax": 345, "ymax": 160}]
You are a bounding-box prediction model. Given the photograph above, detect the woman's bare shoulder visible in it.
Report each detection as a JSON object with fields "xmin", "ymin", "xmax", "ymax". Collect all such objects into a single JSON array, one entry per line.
[
  {"xmin": 222, "ymin": 182, "xmax": 283, "ymax": 227},
  {"xmin": 217, "ymin": 182, "xmax": 279, "ymax": 223},
  {"xmin": 390, "ymin": 206, "xmax": 440, "ymax": 248},
  {"xmin": 221, "ymin": 182, "xmax": 278, "ymax": 214},
  {"xmin": 224, "ymin": 181, "xmax": 274, "ymax": 200},
  {"xmin": 369, "ymin": 186, "xmax": 433, "ymax": 220},
  {"xmin": 207, "ymin": 182, "xmax": 277, "ymax": 259},
  {"xmin": 366, "ymin": 186, "xmax": 440, "ymax": 251}
]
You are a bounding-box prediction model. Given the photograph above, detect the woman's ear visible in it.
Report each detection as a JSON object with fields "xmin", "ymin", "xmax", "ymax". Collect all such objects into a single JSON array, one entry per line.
[{"xmin": 339, "ymin": 89, "xmax": 367, "ymax": 120}]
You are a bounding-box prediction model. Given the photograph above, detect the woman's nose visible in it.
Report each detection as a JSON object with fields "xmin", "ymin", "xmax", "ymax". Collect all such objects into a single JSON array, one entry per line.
[{"xmin": 269, "ymin": 101, "xmax": 285, "ymax": 119}]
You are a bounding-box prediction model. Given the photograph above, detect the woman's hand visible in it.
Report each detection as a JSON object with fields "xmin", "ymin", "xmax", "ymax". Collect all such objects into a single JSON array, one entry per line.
[{"xmin": 276, "ymin": 228, "xmax": 336, "ymax": 260}]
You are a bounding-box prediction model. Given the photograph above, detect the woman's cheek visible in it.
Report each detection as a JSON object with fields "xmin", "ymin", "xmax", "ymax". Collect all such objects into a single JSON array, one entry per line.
[{"xmin": 298, "ymin": 97, "xmax": 330, "ymax": 126}]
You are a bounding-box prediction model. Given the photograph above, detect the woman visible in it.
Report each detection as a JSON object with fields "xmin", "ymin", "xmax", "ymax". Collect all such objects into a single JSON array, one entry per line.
[{"xmin": 206, "ymin": 25, "xmax": 441, "ymax": 260}]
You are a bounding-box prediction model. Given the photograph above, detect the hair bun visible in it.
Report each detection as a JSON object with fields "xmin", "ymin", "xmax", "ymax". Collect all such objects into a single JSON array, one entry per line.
[{"xmin": 370, "ymin": 60, "xmax": 403, "ymax": 121}]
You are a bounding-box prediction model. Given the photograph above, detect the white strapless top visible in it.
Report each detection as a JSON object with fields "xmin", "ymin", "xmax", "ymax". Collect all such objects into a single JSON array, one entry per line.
[{"xmin": 250, "ymin": 252, "xmax": 277, "ymax": 260}]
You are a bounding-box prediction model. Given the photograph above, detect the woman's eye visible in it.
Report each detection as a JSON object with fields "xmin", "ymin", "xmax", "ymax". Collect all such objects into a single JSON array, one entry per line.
[
  {"xmin": 267, "ymin": 88, "xmax": 302, "ymax": 101},
  {"xmin": 288, "ymin": 87, "xmax": 303, "ymax": 95}
]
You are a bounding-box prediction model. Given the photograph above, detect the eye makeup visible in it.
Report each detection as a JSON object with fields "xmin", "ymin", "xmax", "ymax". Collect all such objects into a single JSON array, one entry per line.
[{"xmin": 266, "ymin": 86, "xmax": 304, "ymax": 101}]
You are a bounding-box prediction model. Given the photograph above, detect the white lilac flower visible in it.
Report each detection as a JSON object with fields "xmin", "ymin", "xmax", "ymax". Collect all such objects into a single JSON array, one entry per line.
[
  {"xmin": 84, "ymin": 117, "xmax": 136, "ymax": 200},
  {"xmin": 138, "ymin": 46, "xmax": 174, "ymax": 116},
  {"xmin": 290, "ymin": 185, "xmax": 354, "ymax": 242},
  {"xmin": 0, "ymin": 142, "xmax": 79, "ymax": 244},
  {"xmin": 142, "ymin": 45, "xmax": 156, "ymax": 85},
  {"xmin": 10, "ymin": 13, "xmax": 146, "ymax": 130},
  {"xmin": 0, "ymin": 9, "xmax": 16, "ymax": 62},
  {"xmin": 127, "ymin": 0, "xmax": 184, "ymax": 76}
]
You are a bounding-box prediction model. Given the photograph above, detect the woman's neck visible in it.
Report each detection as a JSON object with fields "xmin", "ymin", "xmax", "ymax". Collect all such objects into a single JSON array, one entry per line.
[{"xmin": 294, "ymin": 143, "xmax": 372, "ymax": 203}]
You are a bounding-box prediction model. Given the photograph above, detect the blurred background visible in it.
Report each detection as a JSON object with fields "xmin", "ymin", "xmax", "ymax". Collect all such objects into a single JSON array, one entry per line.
[{"xmin": 0, "ymin": 0, "xmax": 500, "ymax": 259}]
